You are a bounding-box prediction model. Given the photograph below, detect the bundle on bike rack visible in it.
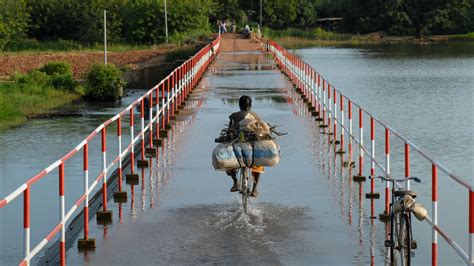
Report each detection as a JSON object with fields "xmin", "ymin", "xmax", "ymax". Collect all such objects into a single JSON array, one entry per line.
[
  {"xmin": 212, "ymin": 139, "xmax": 280, "ymax": 170},
  {"xmin": 212, "ymin": 116, "xmax": 284, "ymax": 171}
]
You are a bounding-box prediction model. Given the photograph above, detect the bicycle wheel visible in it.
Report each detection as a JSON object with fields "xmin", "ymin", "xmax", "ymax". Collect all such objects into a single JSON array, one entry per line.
[
  {"xmin": 394, "ymin": 212, "xmax": 411, "ymax": 266},
  {"xmin": 240, "ymin": 167, "xmax": 250, "ymax": 209}
]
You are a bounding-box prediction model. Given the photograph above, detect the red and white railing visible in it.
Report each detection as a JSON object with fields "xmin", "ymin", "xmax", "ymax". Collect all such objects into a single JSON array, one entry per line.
[
  {"xmin": 0, "ymin": 36, "xmax": 221, "ymax": 266},
  {"xmin": 265, "ymin": 40, "xmax": 473, "ymax": 265}
]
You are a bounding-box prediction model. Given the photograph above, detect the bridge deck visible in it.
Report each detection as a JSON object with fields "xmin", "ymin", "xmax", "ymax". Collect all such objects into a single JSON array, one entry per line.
[{"xmin": 64, "ymin": 35, "xmax": 382, "ymax": 264}]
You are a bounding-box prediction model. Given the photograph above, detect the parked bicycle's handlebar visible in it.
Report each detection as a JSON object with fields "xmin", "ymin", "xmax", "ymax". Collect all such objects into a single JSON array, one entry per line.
[{"xmin": 369, "ymin": 175, "xmax": 421, "ymax": 183}]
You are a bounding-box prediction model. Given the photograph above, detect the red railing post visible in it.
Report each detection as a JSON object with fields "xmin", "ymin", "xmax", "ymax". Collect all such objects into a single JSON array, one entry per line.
[
  {"xmin": 339, "ymin": 94, "xmax": 345, "ymax": 153},
  {"xmin": 130, "ymin": 108, "xmax": 135, "ymax": 173},
  {"xmin": 24, "ymin": 187, "xmax": 30, "ymax": 264},
  {"xmin": 333, "ymin": 87, "xmax": 337, "ymax": 142},
  {"xmin": 101, "ymin": 127, "xmax": 107, "ymax": 211},
  {"xmin": 149, "ymin": 93, "xmax": 153, "ymax": 147},
  {"xmin": 385, "ymin": 128, "xmax": 390, "ymax": 214},
  {"xmin": 59, "ymin": 162, "xmax": 65, "ymax": 266},
  {"xmin": 470, "ymin": 189, "xmax": 474, "ymax": 264},
  {"xmin": 83, "ymin": 143, "xmax": 89, "ymax": 239},
  {"xmin": 348, "ymin": 100, "xmax": 353, "ymax": 160},
  {"xmin": 358, "ymin": 109, "xmax": 364, "ymax": 177},
  {"xmin": 432, "ymin": 164, "xmax": 438, "ymax": 266},
  {"xmin": 405, "ymin": 143, "xmax": 410, "ymax": 190},
  {"xmin": 140, "ymin": 99, "xmax": 145, "ymax": 161},
  {"xmin": 117, "ymin": 117, "xmax": 123, "ymax": 191},
  {"xmin": 162, "ymin": 82, "xmax": 166, "ymax": 131}
]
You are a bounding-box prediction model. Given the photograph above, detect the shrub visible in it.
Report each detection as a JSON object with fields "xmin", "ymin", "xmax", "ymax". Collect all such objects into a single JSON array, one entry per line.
[
  {"xmin": 85, "ymin": 64, "xmax": 125, "ymax": 101},
  {"xmin": 39, "ymin": 61, "xmax": 72, "ymax": 76},
  {"xmin": 50, "ymin": 73, "xmax": 76, "ymax": 91},
  {"xmin": 16, "ymin": 70, "xmax": 50, "ymax": 86}
]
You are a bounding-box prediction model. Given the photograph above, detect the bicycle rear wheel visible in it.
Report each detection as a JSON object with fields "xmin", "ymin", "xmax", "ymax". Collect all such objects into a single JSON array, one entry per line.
[{"xmin": 239, "ymin": 167, "xmax": 250, "ymax": 210}]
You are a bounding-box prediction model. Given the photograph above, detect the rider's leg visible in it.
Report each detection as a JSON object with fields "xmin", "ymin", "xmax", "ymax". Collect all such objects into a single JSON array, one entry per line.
[
  {"xmin": 250, "ymin": 172, "xmax": 260, "ymax": 197},
  {"xmin": 226, "ymin": 170, "xmax": 239, "ymax": 192}
]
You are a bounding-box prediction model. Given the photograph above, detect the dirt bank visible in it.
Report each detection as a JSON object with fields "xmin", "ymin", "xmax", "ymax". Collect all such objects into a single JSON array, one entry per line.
[{"xmin": 0, "ymin": 46, "xmax": 178, "ymax": 79}]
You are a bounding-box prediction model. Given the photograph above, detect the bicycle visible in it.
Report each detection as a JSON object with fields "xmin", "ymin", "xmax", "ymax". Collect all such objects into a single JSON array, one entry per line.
[{"xmin": 370, "ymin": 175, "xmax": 427, "ymax": 266}]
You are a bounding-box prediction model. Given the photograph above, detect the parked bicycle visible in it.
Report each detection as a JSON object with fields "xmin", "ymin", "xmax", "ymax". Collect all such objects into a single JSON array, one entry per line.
[{"xmin": 370, "ymin": 175, "xmax": 427, "ymax": 266}]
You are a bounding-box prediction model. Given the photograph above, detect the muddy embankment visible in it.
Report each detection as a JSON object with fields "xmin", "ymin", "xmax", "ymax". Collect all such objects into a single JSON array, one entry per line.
[{"xmin": 0, "ymin": 44, "xmax": 204, "ymax": 90}]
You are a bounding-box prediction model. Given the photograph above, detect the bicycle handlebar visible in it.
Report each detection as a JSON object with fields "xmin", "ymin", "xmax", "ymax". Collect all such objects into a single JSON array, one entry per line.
[{"xmin": 369, "ymin": 175, "xmax": 421, "ymax": 183}]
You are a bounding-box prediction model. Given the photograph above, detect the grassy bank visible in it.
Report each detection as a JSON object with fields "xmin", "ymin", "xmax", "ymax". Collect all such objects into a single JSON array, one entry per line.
[
  {"xmin": 0, "ymin": 62, "xmax": 85, "ymax": 131},
  {"xmin": 263, "ymin": 28, "xmax": 474, "ymax": 49},
  {"xmin": 0, "ymin": 82, "xmax": 82, "ymax": 130}
]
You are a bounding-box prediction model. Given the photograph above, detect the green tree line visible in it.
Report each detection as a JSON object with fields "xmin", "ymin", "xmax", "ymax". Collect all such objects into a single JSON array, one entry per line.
[
  {"xmin": 0, "ymin": 0, "xmax": 216, "ymax": 50},
  {"xmin": 1, "ymin": 0, "xmax": 473, "ymax": 51}
]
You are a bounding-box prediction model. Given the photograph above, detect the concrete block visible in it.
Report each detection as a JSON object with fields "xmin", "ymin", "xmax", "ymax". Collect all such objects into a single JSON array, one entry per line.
[
  {"xmin": 145, "ymin": 147, "xmax": 157, "ymax": 157},
  {"xmin": 137, "ymin": 160, "xmax": 149, "ymax": 168},
  {"xmin": 365, "ymin": 192, "xmax": 380, "ymax": 199},
  {"xmin": 379, "ymin": 212, "xmax": 390, "ymax": 223},
  {"xmin": 170, "ymin": 115, "xmax": 177, "ymax": 120},
  {"xmin": 126, "ymin": 173, "xmax": 139, "ymax": 185},
  {"xmin": 315, "ymin": 118, "xmax": 324, "ymax": 122},
  {"xmin": 113, "ymin": 191, "xmax": 127, "ymax": 203},
  {"xmin": 153, "ymin": 138, "xmax": 163, "ymax": 147},
  {"xmin": 159, "ymin": 130, "xmax": 168, "ymax": 138},
  {"xmin": 78, "ymin": 238, "xmax": 96, "ymax": 251},
  {"xmin": 96, "ymin": 210, "xmax": 112, "ymax": 224},
  {"xmin": 353, "ymin": 175, "xmax": 366, "ymax": 182},
  {"xmin": 311, "ymin": 111, "xmax": 319, "ymax": 117}
]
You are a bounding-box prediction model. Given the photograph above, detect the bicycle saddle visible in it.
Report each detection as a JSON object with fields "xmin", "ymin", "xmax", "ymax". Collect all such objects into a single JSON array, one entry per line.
[{"xmin": 394, "ymin": 190, "xmax": 417, "ymax": 198}]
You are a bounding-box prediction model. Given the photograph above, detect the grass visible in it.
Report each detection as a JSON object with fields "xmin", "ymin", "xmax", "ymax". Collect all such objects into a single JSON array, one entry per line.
[
  {"xmin": 0, "ymin": 81, "xmax": 82, "ymax": 130},
  {"xmin": 0, "ymin": 61, "xmax": 85, "ymax": 131},
  {"xmin": 449, "ymin": 32, "xmax": 474, "ymax": 41},
  {"xmin": 2, "ymin": 39, "xmax": 166, "ymax": 55}
]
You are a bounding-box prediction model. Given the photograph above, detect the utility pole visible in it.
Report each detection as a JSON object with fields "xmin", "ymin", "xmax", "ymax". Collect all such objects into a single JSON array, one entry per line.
[
  {"xmin": 260, "ymin": 0, "xmax": 263, "ymax": 30},
  {"xmin": 104, "ymin": 9, "xmax": 107, "ymax": 65},
  {"xmin": 164, "ymin": 0, "xmax": 169, "ymax": 43}
]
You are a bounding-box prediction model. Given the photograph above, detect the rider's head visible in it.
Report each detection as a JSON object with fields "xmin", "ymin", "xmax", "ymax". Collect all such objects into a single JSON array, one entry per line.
[{"xmin": 239, "ymin": 95, "xmax": 252, "ymax": 111}]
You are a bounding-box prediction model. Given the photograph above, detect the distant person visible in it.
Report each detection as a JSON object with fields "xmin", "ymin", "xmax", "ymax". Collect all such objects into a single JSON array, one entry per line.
[
  {"xmin": 220, "ymin": 21, "xmax": 227, "ymax": 34},
  {"xmin": 243, "ymin": 24, "xmax": 251, "ymax": 38},
  {"xmin": 244, "ymin": 24, "xmax": 251, "ymax": 34},
  {"xmin": 231, "ymin": 21, "xmax": 237, "ymax": 33}
]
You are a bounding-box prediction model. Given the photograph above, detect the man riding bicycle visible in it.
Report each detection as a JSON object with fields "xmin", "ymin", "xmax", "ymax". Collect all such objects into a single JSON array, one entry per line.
[{"xmin": 226, "ymin": 95, "xmax": 264, "ymax": 197}]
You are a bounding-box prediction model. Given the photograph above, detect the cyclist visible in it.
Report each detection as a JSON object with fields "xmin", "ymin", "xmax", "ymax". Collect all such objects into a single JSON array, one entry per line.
[{"xmin": 226, "ymin": 95, "xmax": 264, "ymax": 197}]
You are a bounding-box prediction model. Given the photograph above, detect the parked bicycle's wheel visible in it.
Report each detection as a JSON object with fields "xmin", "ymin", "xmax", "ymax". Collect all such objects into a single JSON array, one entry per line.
[{"xmin": 394, "ymin": 212, "xmax": 411, "ymax": 266}]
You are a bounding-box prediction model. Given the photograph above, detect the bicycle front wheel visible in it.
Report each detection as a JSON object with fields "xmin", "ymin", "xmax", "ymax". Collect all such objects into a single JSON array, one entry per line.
[{"xmin": 395, "ymin": 212, "xmax": 411, "ymax": 266}]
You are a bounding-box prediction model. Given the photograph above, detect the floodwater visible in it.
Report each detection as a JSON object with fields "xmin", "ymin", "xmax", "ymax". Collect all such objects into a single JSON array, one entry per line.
[{"xmin": 0, "ymin": 43, "xmax": 472, "ymax": 265}]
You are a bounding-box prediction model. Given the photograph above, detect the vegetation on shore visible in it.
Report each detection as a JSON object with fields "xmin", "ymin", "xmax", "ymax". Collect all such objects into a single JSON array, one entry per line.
[
  {"xmin": 263, "ymin": 27, "xmax": 474, "ymax": 48},
  {"xmin": 85, "ymin": 64, "xmax": 125, "ymax": 101},
  {"xmin": 1, "ymin": 0, "xmax": 472, "ymax": 54},
  {"xmin": 0, "ymin": 61, "xmax": 84, "ymax": 130}
]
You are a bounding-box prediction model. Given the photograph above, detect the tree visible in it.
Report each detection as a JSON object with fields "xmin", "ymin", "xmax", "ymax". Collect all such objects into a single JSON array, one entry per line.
[
  {"xmin": 263, "ymin": 0, "xmax": 298, "ymax": 28},
  {"xmin": 0, "ymin": 0, "xmax": 29, "ymax": 50}
]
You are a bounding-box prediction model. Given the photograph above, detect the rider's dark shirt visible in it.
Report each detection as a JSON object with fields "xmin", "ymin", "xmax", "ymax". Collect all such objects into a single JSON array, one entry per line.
[{"xmin": 228, "ymin": 110, "xmax": 261, "ymax": 131}]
